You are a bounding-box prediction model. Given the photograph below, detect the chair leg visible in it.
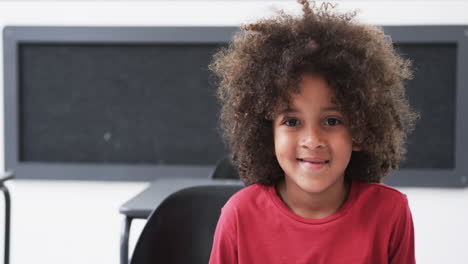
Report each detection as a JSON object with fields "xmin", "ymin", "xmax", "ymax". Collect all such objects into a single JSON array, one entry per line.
[
  {"xmin": 120, "ymin": 216, "xmax": 132, "ymax": 264},
  {"xmin": 0, "ymin": 185, "xmax": 11, "ymax": 264}
]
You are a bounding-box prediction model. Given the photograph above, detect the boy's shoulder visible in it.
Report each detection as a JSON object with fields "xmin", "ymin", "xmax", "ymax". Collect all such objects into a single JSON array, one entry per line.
[
  {"xmin": 222, "ymin": 183, "xmax": 269, "ymax": 212},
  {"xmin": 355, "ymin": 179, "xmax": 409, "ymax": 205}
]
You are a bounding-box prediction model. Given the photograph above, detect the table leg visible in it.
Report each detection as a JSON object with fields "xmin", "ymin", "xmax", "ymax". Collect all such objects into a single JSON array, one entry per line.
[{"xmin": 120, "ymin": 216, "xmax": 132, "ymax": 264}]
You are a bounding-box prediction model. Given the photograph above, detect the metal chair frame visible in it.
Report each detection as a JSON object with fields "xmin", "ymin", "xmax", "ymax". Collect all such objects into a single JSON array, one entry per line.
[{"xmin": 0, "ymin": 171, "xmax": 14, "ymax": 264}]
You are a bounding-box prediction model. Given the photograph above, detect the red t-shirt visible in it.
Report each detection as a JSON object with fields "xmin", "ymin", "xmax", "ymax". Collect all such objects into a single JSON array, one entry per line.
[{"xmin": 209, "ymin": 179, "xmax": 415, "ymax": 264}]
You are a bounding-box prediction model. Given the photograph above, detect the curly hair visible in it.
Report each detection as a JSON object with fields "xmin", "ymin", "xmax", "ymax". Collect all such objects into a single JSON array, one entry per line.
[{"xmin": 209, "ymin": 0, "xmax": 419, "ymax": 186}]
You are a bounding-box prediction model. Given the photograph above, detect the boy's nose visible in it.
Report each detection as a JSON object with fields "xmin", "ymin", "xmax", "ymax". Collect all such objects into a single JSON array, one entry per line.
[{"xmin": 300, "ymin": 127, "xmax": 326, "ymax": 150}]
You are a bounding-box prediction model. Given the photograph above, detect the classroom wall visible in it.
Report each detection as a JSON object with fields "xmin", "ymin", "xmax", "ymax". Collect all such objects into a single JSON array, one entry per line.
[{"xmin": 0, "ymin": 1, "xmax": 466, "ymax": 264}]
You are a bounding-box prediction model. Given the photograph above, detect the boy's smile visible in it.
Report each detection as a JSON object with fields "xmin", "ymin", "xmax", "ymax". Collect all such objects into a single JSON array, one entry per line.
[
  {"xmin": 297, "ymin": 157, "xmax": 329, "ymax": 170},
  {"xmin": 273, "ymin": 73, "xmax": 360, "ymax": 217}
]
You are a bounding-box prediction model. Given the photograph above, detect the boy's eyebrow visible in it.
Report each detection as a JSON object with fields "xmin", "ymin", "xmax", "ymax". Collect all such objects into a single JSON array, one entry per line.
[{"xmin": 281, "ymin": 107, "xmax": 299, "ymax": 114}]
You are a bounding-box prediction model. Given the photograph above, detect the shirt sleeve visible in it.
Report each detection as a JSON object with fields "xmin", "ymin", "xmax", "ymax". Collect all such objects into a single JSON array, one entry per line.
[
  {"xmin": 388, "ymin": 194, "xmax": 416, "ymax": 264},
  {"xmin": 209, "ymin": 205, "xmax": 238, "ymax": 264}
]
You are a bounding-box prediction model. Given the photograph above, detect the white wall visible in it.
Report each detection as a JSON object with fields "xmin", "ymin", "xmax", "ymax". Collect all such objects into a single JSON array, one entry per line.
[{"xmin": 0, "ymin": 1, "xmax": 467, "ymax": 264}]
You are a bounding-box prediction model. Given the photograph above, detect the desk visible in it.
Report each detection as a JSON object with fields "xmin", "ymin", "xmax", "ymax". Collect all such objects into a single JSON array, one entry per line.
[{"xmin": 119, "ymin": 178, "xmax": 243, "ymax": 264}]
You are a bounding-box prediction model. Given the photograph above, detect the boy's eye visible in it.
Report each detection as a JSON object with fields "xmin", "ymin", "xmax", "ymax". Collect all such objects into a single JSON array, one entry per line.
[
  {"xmin": 324, "ymin": 118, "xmax": 342, "ymax": 126},
  {"xmin": 283, "ymin": 118, "xmax": 299, "ymax": 127}
]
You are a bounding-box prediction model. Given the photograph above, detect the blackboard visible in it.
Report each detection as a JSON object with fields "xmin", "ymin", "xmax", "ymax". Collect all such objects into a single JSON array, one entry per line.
[
  {"xmin": 4, "ymin": 26, "xmax": 467, "ymax": 185},
  {"xmin": 397, "ymin": 43, "xmax": 456, "ymax": 169},
  {"xmin": 19, "ymin": 43, "xmax": 456, "ymax": 168},
  {"xmin": 19, "ymin": 43, "xmax": 227, "ymax": 165}
]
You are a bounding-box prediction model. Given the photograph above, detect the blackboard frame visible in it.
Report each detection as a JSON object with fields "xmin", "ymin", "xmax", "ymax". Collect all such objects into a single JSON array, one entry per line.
[{"xmin": 3, "ymin": 26, "xmax": 468, "ymax": 187}]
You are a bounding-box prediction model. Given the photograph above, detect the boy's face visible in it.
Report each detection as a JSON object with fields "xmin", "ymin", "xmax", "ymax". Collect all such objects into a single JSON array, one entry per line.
[{"xmin": 273, "ymin": 73, "xmax": 360, "ymax": 196}]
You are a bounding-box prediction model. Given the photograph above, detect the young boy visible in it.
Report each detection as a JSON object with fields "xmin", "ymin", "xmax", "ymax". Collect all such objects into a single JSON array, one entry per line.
[{"xmin": 208, "ymin": 0, "xmax": 418, "ymax": 263}]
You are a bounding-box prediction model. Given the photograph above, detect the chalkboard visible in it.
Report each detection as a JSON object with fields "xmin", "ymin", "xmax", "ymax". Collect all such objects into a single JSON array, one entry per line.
[
  {"xmin": 397, "ymin": 43, "xmax": 456, "ymax": 169},
  {"xmin": 4, "ymin": 26, "xmax": 467, "ymax": 185},
  {"xmin": 19, "ymin": 43, "xmax": 227, "ymax": 165},
  {"xmin": 18, "ymin": 43, "xmax": 456, "ymax": 168}
]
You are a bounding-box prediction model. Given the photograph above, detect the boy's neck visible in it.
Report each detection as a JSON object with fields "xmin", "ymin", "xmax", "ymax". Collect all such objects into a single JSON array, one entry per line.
[{"xmin": 275, "ymin": 177, "xmax": 351, "ymax": 219}]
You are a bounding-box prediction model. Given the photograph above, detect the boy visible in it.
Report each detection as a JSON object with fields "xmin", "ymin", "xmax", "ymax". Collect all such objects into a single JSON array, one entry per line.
[{"xmin": 208, "ymin": 1, "xmax": 418, "ymax": 263}]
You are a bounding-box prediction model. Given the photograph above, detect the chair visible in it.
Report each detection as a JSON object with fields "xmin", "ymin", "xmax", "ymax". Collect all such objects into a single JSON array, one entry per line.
[
  {"xmin": 0, "ymin": 171, "xmax": 14, "ymax": 264},
  {"xmin": 130, "ymin": 184, "xmax": 243, "ymax": 264},
  {"xmin": 209, "ymin": 156, "xmax": 239, "ymax": 180}
]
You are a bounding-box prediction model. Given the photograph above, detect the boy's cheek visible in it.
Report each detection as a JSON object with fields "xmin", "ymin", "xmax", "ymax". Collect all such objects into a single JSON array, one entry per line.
[{"xmin": 274, "ymin": 133, "xmax": 293, "ymax": 149}]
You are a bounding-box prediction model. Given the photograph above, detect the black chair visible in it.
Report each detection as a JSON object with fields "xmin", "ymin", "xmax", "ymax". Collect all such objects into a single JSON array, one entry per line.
[
  {"xmin": 209, "ymin": 156, "xmax": 239, "ymax": 180},
  {"xmin": 130, "ymin": 185, "xmax": 243, "ymax": 264}
]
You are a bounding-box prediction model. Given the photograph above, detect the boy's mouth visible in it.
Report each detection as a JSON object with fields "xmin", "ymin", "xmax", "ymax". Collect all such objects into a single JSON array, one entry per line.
[{"xmin": 297, "ymin": 158, "xmax": 329, "ymax": 164}]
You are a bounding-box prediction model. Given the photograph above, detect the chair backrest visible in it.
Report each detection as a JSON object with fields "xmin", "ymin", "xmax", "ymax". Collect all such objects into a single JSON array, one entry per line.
[
  {"xmin": 210, "ymin": 156, "xmax": 239, "ymax": 180},
  {"xmin": 130, "ymin": 184, "xmax": 243, "ymax": 264}
]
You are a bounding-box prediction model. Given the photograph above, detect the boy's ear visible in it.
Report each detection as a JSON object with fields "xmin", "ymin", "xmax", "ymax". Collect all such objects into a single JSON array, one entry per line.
[{"xmin": 352, "ymin": 140, "xmax": 361, "ymax": 151}]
